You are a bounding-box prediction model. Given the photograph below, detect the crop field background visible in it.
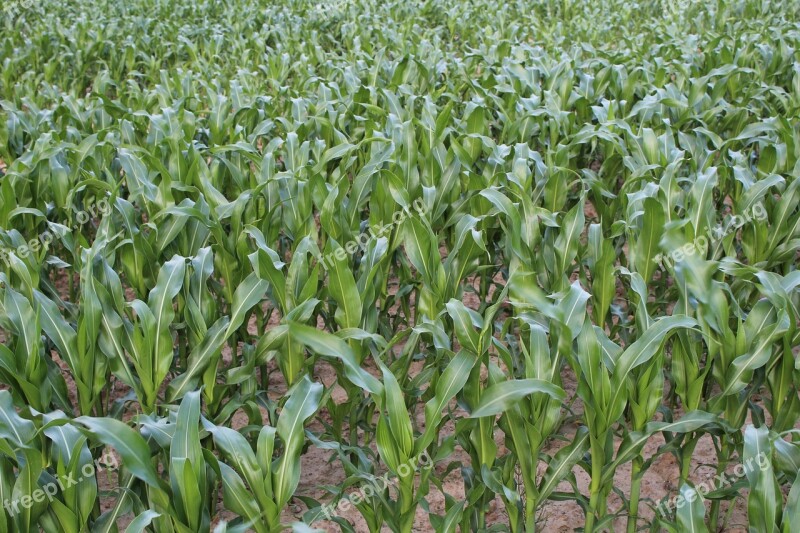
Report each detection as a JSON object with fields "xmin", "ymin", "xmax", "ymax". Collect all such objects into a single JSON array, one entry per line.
[{"xmin": 1, "ymin": 0, "xmax": 800, "ymax": 531}]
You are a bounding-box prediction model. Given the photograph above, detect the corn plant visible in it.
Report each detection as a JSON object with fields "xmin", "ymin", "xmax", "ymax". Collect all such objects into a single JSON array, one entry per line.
[{"xmin": 0, "ymin": 0, "xmax": 799, "ymax": 531}]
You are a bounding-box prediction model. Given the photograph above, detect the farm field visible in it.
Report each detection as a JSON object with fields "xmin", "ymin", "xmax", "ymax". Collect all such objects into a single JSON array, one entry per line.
[{"xmin": 1, "ymin": 0, "xmax": 800, "ymax": 531}]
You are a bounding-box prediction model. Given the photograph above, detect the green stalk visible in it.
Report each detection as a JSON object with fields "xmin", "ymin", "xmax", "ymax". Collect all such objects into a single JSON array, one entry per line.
[
  {"xmin": 708, "ymin": 439, "xmax": 730, "ymax": 532},
  {"xmin": 260, "ymin": 364, "xmax": 269, "ymax": 390},
  {"xmin": 585, "ymin": 435, "xmax": 605, "ymax": 532},
  {"xmin": 69, "ymin": 269, "xmax": 75, "ymax": 302},
  {"xmin": 517, "ymin": 438, "xmax": 540, "ymax": 532},
  {"xmin": 626, "ymin": 456, "xmax": 643, "ymax": 533},
  {"xmin": 178, "ymin": 331, "xmax": 187, "ymax": 368},
  {"xmin": 679, "ymin": 437, "xmax": 698, "ymax": 482},
  {"xmin": 399, "ymin": 474, "xmax": 415, "ymax": 533},
  {"xmin": 708, "ymin": 500, "xmax": 721, "ymax": 532},
  {"xmin": 525, "ymin": 492, "xmax": 537, "ymax": 533}
]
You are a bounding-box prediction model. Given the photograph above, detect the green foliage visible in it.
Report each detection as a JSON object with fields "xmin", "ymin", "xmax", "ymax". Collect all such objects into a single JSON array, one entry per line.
[{"xmin": 0, "ymin": 0, "xmax": 799, "ymax": 531}]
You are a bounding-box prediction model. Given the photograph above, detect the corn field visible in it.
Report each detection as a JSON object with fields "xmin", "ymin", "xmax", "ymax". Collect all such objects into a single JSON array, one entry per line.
[{"xmin": 1, "ymin": 0, "xmax": 799, "ymax": 531}]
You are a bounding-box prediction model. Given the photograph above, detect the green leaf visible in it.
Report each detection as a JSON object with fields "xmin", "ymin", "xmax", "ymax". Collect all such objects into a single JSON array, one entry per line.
[
  {"xmin": 607, "ymin": 316, "xmax": 696, "ymax": 424},
  {"xmin": 287, "ymin": 322, "xmax": 383, "ymax": 394},
  {"xmin": 126, "ymin": 510, "xmax": 161, "ymax": 533},
  {"xmin": 118, "ymin": 148, "xmax": 158, "ymax": 204},
  {"xmin": 225, "ymin": 272, "xmax": 269, "ymax": 338},
  {"xmin": 147, "ymin": 255, "xmax": 187, "ymax": 390},
  {"xmin": 538, "ymin": 426, "xmax": 589, "ymax": 502},
  {"xmin": 274, "ymin": 377, "xmax": 322, "ymax": 508},
  {"xmin": 470, "ymin": 379, "xmax": 565, "ymax": 418},
  {"xmin": 445, "ymin": 300, "xmax": 481, "ymax": 354},
  {"xmin": 167, "ymin": 316, "xmax": 231, "ymax": 401},
  {"xmin": 325, "ymin": 238, "xmax": 362, "ymax": 329},
  {"xmin": 416, "ymin": 350, "xmax": 477, "ymax": 454},
  {"xmin": 675, "ymin": 482, "xmax": 709, "ymax": 533},
  {"xmin": 73, "ymin": 417, "xmax": 161, "ymax": 488},
  {"xmin": 744, "ymin": 425, "xmax": 781, "ymax": 533}
]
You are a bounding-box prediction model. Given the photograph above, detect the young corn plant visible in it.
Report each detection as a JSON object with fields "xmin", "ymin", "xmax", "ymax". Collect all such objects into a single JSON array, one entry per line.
[{"xmin": 209, "ymin": 376, "xmax": 322, "ymax": 532}]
